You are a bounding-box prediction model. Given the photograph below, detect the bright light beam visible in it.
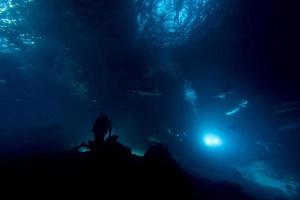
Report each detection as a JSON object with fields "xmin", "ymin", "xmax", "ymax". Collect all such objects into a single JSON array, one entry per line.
[{"xmin": 203, "ymin": 134, "xmax": 222, "ymax": 147}]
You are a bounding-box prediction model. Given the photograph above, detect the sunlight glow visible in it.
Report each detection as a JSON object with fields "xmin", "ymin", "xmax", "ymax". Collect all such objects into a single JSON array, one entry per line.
[
  {"xmin": 203, "ymin": 134, "xmax": 222, "ymax": 147},
  {"xmin": 135, "ymin": 0, "xmax": 218, "ymax": 47}
]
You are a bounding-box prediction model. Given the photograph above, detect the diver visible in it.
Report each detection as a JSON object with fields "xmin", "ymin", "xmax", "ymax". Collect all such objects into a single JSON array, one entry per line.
[
  {"xmin": 74, "ymin": 115, "xmax": 113, "ymax": 152},
  {"xmin": 92, "ymin": 115, "xmax": 112, "ymax": 144}
]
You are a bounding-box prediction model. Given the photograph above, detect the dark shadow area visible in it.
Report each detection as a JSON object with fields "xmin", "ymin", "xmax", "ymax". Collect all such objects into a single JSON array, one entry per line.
[{"xmin": 0, "ymin": 116, "xmax": 254, "ymax": 200}]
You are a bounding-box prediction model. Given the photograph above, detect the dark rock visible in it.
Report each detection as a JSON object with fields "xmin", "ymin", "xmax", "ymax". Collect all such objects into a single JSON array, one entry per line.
[{"xmin": 0, "ymin": 143, "xmax": 254, "ymax": 199}]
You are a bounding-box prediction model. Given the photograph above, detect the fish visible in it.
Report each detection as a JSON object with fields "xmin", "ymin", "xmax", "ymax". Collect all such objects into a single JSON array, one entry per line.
[
  {"xmin": 216, "ymin": 92, "xmax": 227, "ymax": 99},
  {"xmin": 133, "ymin": 89, "xmax": 164, "ymax": 96},
  {"xmin": 281, "ymin": 101, "xmax": 300, "ymax": 107},
  {"xmin": 279, "ymin": 123, "xmax": 300, "ymax": 131},
  {"xmin": 226, "ymin": 107, "xmax": 241, "ymax": 116},
  {"xmin": 274, "ymin": 101, "xmax": 300, "ymax": 114},
  {"xmin": 238, "ymin": 99, "xmax": 248, "ymax": 108},
  {"xmin": 215, "ymin": 84, "xmax": 234, "ymax": 99},
  {"xmin": 216, "ymin": 91, "xmax": 233, "ymax": 99},
  {"xmin": 130, "ymin": 86, "xmax": 164, "ymax": 96},
  {"xmin": 274, "ymin": 107, "xmax": 300, "ymax": 114}
]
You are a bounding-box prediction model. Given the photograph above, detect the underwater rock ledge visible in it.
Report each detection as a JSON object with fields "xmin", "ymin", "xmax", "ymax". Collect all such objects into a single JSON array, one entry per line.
[{"xmin": 0, "ymin": 143, "xmax": 253, "ymax": 200}]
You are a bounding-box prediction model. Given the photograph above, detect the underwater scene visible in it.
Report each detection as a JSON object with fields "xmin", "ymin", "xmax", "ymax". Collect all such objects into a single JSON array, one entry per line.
[{"xmin": 0, "ymin": 0, "xmax": 299, "ymax": 199}]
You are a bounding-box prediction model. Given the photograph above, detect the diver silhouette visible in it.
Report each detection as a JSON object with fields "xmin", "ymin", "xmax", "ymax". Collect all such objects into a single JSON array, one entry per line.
[
  {"xmin": 74, "ymin": 115, "xmax": 114, "ymax": 152},
  {"xmin": 92, "ymin": 115, "xmax": 112, "ymax": 145}
]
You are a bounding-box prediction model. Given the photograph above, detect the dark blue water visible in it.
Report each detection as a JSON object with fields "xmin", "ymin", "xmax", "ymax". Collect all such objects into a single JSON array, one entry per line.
[{"xmin": 0, "ymin": 0, "xmax": 299, "ymax": 199}]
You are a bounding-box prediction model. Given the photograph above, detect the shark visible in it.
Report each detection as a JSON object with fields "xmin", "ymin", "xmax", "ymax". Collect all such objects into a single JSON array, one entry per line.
[
  {"xmin": 129, "ymin": 86, "xmax": 164, "ymax": 96},
  {"xmin": 226, "ymin": 99, "xmax": 249, "ymax": 116}
]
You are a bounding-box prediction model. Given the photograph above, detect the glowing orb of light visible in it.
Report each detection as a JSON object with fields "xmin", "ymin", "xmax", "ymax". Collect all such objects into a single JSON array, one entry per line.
[{"xmin": 203, "ymin": 134, "xmax": 222, "ymax": 147}]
